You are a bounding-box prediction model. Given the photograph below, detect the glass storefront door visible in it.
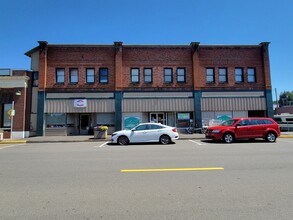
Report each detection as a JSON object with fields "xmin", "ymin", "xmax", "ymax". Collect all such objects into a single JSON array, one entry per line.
[
  {"xmin": 150, "ymin": 113, "xmax": 166, "ymax": 124},
  {"xmin": 80, "ymin": 114, "xmax": 90, "ymax": 135}
]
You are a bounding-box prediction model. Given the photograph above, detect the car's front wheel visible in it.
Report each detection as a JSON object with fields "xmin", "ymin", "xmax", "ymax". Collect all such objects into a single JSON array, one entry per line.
[
  {"xmin": 160, "ymin": 135, "xmax": 171, "ymax": 145},
  {"xmin": 117, "ymin": 136, "xmax": 129, "ymax": 145},
  {"xmin": 223, "ymin": 133, "xmax": 234, "ymax": 143},
  {"xmin": 266, "ymin": 132, "xmax": 276, "ymax": 142}
]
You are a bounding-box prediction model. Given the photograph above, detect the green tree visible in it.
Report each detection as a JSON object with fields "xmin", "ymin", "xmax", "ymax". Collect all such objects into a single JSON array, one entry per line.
[{"xmin": 279, "ymin": 91, "xmax": 293, "ymax": 107}]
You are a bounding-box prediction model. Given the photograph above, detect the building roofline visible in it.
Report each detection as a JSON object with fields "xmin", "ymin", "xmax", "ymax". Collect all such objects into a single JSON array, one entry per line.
[{"xmin": 25, "ymin": 41, "xmax": 269, "ymax": 56}]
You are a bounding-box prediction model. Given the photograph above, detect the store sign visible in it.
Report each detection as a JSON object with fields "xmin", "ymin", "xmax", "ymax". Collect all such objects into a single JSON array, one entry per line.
[
  {"xmin": 178, "ymin": 113, "xmax": 190, "ymax": 120},
  {"xmin": 74, "ymin": 99, "xmax": 87, "ymax": 108}
]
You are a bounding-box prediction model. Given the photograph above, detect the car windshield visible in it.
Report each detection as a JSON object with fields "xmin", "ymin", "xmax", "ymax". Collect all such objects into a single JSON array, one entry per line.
[{"xmin": 220, "ymin": 119, "xmax": 237, "ymax": 126}]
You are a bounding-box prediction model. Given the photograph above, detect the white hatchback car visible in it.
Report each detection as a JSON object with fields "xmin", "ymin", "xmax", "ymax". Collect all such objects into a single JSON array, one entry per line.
[{"xmin": 111, "ymin": 123, "xmax": 179, "ymax": 145}]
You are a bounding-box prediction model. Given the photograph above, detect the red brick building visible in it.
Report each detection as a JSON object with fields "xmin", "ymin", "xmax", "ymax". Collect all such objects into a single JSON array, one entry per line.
[
  {"xmin": 25, "ymin": 41, "xmax": 273, "ymax": 136},
  {"xmin": 0, "ymin": 69, "xmax": 32, "ymax": 139}
]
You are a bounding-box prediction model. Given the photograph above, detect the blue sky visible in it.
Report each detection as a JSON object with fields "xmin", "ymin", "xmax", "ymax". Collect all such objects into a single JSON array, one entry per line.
[{"xmin": 1, "ymin": 0, "xmax": 292, "ymax": 99}]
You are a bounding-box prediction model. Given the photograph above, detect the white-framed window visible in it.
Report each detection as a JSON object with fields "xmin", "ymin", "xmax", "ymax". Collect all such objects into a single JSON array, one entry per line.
[
  {"xmin": 56, "ymin": 68, "xmax": 65, "ymax": 83},
  {"xmin": 144, "ymin": 68, "xmax": 152, "ymax": 83},
  {"xmin": 206, "ymin": 68, "xmax": 215, "ymax": 83},
  {"xmin": 86, "ymin": 68, "xmax": 95, "ymax": 83},
  {"xmin": 248, "ymin": 68, "xmax": 256, "ymax": 82},
  {"xmin": 164, "ymin": 68, "xmax": 172, "ymax": 83},
  {"xmin": 131, "ymin": 68, "xmax": 139, "ymax": 83},
  {"xmin": 219, "ymin": 68, "xmax": 228, "ymax": 83},
  {"xmin": 177, "ymin": 68, "xmax": 185, "ymax": 82},
  {"xmin": 70, "ymin": 68, "xmax": 78, "ymax": 84},
  {"xmin": 235, "ymin": 68, "xmax": 243, "ymax": 82}
]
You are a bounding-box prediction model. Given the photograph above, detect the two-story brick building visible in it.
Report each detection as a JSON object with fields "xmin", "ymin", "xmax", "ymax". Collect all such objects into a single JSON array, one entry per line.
[
  {"xmin": 25, "ymin": 41, "xmax": 273, "ymax": 136},
  {"xmin": 0, "ymin": 69, "xmax": 32, "ymax": 139}
]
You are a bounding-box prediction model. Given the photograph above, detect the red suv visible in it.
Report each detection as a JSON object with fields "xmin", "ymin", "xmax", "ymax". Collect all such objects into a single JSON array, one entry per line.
[{"xmin": 205, "ymin": 117, "xmax": 280, "ymax": 143}]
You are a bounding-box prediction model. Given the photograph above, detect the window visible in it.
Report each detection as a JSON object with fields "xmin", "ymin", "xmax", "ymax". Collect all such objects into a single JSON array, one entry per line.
[
  {"xmin": 56, "ymin": 68, "xmax": 65, "ymax": 84},
  {"xmin": 99, "ymin": 68, "xmax": 108, "ymax": 83},
  {"xmin": 86, "ymin": 68, "xmax": 95, "ymax": 83},
  {"xmin": 219, "ymin": 68, "xmax": 228, "ymax": 83},
  {"xmin": 70, "ymin": 68, "xmax": 78, "ymax": 84},
  {"xmin": 235, "ymin": 68, "xmax": 243, "ymax": 83},
  {"xmin": 238, "ymin": 119, "xmax": 250, "ymax": 126},
  {"xmin": 248, "ymin": 68, "xmax": 256, "ymax": 82},
  {"xmin": 206, "ymin": 68, "xmax": 215, "ymax": 83},
  {"xmin": 264, "ymin": 120, "xmax": 273, "ymax": 124},
  {"xmin": 2, "ymin": 103, "xmax": 12, "ymax": 127},
  {"xmin": 131, "ymin": 68, "xmax": 139, "ymax": 83},
  {"xmin": 33, "ymin": 71, "xmax": 38, "ymax": 86},
  {"xmin": 144, "ymin": 68, "xmax": 152, "ymax": 83},
  {"xmin": 135, "ymin": 124, "xmax": 149, "ymax": 131},
  {"xmin": 164, "ymin": 68, "xmax": 172, "ymax": 83},
  {"xmin": 177, "ymin": 68, "xmax": 185, "ymax": 82},
  {"xmin": 0, "ymin": 69, "xmax": 10, "ymax": 76},
  {"xmin": 150, "ymin": 124, "xmax": 164, "ymax": 129}
]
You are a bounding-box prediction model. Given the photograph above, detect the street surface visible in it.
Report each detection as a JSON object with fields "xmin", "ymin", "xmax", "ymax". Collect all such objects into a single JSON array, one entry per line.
[{"xmin": 1, "ymin": 139, "xmax": 293, "ymax": 220}]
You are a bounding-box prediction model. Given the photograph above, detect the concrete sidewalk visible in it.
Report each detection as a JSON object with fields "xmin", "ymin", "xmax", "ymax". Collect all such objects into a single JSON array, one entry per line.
[{"xmin": 1, "ymin": 132, "xmax": 293, "ymax": 144}]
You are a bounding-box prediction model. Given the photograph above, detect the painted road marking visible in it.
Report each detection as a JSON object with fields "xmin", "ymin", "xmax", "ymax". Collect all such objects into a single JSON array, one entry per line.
[
  {"xmin": 0, "ymin": 144, "xmax": 25, "ymax": 150},
  {"xmin": 94, "ymin": 141, "xmax": 109, "ymax": 148},
  {"xmin": 188, "ymin": 140, "xmax": 207, "ymax": 145},
  {"xmin": 121, "ymin": 167, "xmax": 224, "ymax": 173}
]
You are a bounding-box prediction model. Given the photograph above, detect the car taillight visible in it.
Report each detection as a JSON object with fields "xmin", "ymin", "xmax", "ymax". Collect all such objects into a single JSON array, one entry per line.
[{"xmin": 172, "ymin": 128, "xmax": 177, "ymax": 132}]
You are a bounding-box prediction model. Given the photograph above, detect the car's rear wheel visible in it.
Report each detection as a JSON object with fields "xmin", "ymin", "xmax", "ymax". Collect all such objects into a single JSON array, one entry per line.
[
  {"xmin": 160, "ymin": 135, "xmax": 171, "ymax": 145},
  {"xmin": 266, "ymin": 132, "xmax": 276, "ymax": 142},
  {"xmin": 117, "ymin": 136, "xmax": 129, "ymax": 145},
  {"xmin": 223, "ymin": 133, "xmax": 234, "ymax": 144}
]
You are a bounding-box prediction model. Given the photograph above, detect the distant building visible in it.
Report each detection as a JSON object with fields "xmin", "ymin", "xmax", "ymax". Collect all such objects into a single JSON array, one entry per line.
[
  {"xmin": 24, "ymin": 41, "xmax": 274, "ymax": 136},
  {"xmin": 275, "ymin": 106, "xmax": 293, "ymax": 115}
]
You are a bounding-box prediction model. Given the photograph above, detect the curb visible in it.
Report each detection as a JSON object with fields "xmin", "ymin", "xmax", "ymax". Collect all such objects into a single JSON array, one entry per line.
[
  {"xmin": 0, "ymin": 140, "xmax": 27, "ymax": 144},
  {"xmin": 280, "ymin": 135, "xmax": 293, "ymax": 138}
]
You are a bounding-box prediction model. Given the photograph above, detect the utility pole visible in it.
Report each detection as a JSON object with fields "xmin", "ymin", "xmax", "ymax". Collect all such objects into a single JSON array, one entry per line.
[{"xmin": 275, "ymin": 88, "xmax": 278, "ymax": 107}]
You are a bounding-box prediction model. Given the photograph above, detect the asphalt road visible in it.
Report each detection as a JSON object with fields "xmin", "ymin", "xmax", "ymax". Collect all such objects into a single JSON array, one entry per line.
[{"xmin": 1, "ymin": 139, "xmax": 293, "ymax": 220}]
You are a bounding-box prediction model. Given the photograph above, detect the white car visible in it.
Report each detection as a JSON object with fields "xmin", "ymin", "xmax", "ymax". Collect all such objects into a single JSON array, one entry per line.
[{"xmin": 111, "ymin": 123, "xmax": 179, "ymax": 145}]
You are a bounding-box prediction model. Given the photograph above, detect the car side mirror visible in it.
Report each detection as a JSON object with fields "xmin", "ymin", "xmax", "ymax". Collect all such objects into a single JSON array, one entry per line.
[{"xmin": 131, "ymin": 128, "xmax": 136, "ymax": 131}]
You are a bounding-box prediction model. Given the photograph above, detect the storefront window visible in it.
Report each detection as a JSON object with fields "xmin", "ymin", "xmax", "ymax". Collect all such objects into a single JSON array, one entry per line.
[
  {"xmin": 176, "ymin": 112, "xmax": 193, "ymax": 128},
  {"xmin": 46, "ymin": 113, "xmax": 66, "ymax": 127},
  {"xmin": 3, "ymin": 104, "xmax": 12, "ymax": 127}
]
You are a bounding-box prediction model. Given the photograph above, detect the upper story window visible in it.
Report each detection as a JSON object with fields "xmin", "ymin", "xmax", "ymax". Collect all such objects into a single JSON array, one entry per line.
[
  {"xmin": 70, "ymin": 68, "xmax": 78, "ymax": 84},
  {"xmin": 235, "ymin": 68, "xmax": 243, "ymax": 83},
  {"xmin": 131, "ymin": 68, "xmax": 139, "ymax": 83},
  {"xmin": 177, "ymin": 68, "xmax": 185, "ymax": 83},
  {"xmin": 164, "ymin": 68, "xmax": 173, "ymax": 83},
  {"xmin": 0, "ymin": 69, "xmax": 11, "ymax": 76},
  {"xmin": 33, "ymin": 71, "xmax": 38, "ymax": 86},
  {"xmin": 206, "ymin": 68, "xmax": 215, "ymax": 83},
  {"xmin": 144, "ymin": 68, "xmax": 152, "ymax": 83},
  {"xmin": 248, "ymin": 68, "xmax": 256, "ymax": 82},
  {"xmin": 99, "ymin": 68, "xmax": 108, "ymax": 83},
  {"xmin": 56, "ymin": 68, "xmax": 65, "ymax": 84},
  {"xmin": 86, "ymin": 68, "xmax": 95, "ymax": 84},
  {"xmin": 219, "ymin": 68, "xmax": 228, "ymax": 83}
]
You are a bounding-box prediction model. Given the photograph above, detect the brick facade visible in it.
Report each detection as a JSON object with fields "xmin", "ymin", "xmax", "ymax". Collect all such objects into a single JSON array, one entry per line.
[{"xmin": 25, "ymin": 41, "xmax": 273, "ymax": 136}]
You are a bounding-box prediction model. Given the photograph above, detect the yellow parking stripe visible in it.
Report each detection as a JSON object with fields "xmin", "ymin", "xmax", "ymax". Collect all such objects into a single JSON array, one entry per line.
[{"xmin": 121, "ymin": 167, "xmax": 224, "ymax": 172}]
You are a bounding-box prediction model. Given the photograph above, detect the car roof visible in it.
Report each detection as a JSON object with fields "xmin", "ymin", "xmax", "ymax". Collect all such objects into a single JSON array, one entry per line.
[{"xmin": 229, "ymin": 117, "xmax": 273, "ymax": 120}]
